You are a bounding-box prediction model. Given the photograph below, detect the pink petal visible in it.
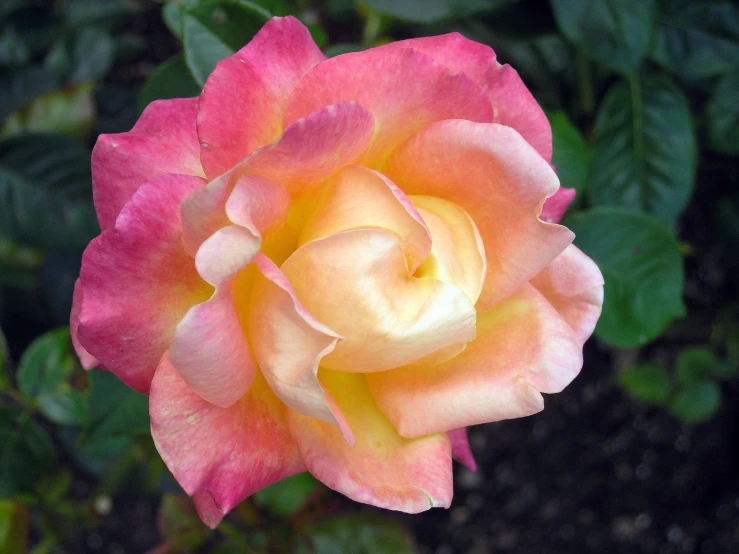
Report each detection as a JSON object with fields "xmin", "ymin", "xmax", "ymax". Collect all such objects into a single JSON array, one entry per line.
[
  {"xmin": 529, "ymin": 244, "xmax": 604, "ymax": 346},
  {"xmin": 368, "ymin": 284, "xmax": 583, "ymax": 438},
  {"xmin": 180, "ymin": 102, "xmax": 374, "ymax": 255},
  {"xmin": 288, "ymin": 370, "xmax": 453, "ymax": 513},
  {"xmin": 247, "ymin": 254, "xmax": 353, "ymax": 443},
  {"xmin": 540, "ymin": 187, "xmax": 576, "ymax": 224},
  {"xmin": 77, "ymin": 174, "xmax": 211, "ymax": 393},
  {"xmin": 197, "ymin": 16, "xmax": 326, "ymax": 178},
  {"xmin": 381, "ymin": 34, "xmax": 552, "ymax": 162},
  {"xmin": 298, "ymin": 165, "xmax": 431, "ymax": 271},
  {"xmin": 449, "ymin": 427, "xmax": 477, "ymax": 472},
  {"xmin": 150, "ymin": 353, "xmax": 305, "ymax": 529},
  {"xmin": 284, "ymin": 47, "xmax": 492, "ymax": 168},
  {"xmin": 169, "ymin": 284, "xmax": 256, "ymax": 408},
  {"xmin": 92, "ymin": 98, "xmax": 204, "ymax": 231},
  {"xmin": 70, "ymin": 279, "xmax": 98, "ymax": 370},
  {"xmin": 282, "ymin": 229, "xmax": 476, "ymax": 373},
  {"xmin": 384, "ymin": 120, "xmax": 573, "ymax": 311}
]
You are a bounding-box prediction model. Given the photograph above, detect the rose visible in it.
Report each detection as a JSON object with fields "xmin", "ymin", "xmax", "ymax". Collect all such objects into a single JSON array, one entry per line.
[{"xmin": 71, "ymin": 16, "xmax": 604, "ymax": 527}]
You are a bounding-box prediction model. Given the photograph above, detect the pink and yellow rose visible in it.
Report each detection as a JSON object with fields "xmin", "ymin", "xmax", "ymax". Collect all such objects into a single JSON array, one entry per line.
[{"xmin": 71, "ymin": 17, "xmax": 604, "ymax": 527}]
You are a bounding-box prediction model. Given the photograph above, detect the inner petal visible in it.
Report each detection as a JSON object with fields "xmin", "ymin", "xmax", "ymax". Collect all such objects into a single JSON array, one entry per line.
[
  {"xmin": 281, "ymin": 228, "xmax": 476, "ymax": 373},
  {"xmin": 411, "ymin": 195, "xmax": 486, "ymax": 305},
  {"xmin": 298, "ymin": 165, "xmax": 431, "ymax": 271}
]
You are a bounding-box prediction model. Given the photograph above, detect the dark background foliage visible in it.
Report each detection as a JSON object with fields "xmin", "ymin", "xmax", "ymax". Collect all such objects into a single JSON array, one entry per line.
[{"xmin": 0, "ymin": 0, "xmax": 737, "ymax": 552}]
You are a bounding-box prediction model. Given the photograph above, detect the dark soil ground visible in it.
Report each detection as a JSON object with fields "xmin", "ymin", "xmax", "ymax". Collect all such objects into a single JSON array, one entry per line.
[{"xmin": 406, "ymin": 344, "xmax": 739, "ymax": 554}]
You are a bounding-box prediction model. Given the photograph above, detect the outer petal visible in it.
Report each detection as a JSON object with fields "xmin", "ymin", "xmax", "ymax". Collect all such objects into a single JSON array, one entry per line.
[
  {"xmin": 368, "ymin": 284, "xmax": 583, "ymax": 438},
  {"xmin": 247, "ymin": 254, "xmax": 353, "ymax": 443},
  {"xmin": 529, "ymin": 244, "xmax": 604, "ymax": 345},
  {"xmin": 288, "ymin": 370, "xmax": 453, "ymax": 513},
  {"xmin": 77, "ymin": 174, "xmax": 211, "ymax": 393},
  {"xmin": 298, "ymin": 165, "xmax": 431, "ymax": 270},
  {"xmin": 449, "ymin": 427, "xmax": 477, "ymax": 472},
  {"xmin": 70, "ymin": 279, "xmax": 98, "ymax": 370},
  {"xmin": 381, "ymin": 33, "xmax": 552, "ymax": 162},
  {"xmin": 92, "ymin": 98, "xmax": 204, "ymax": 231},
  {"xmin": 150, "ymin": 353, "xmax": 305, "ymax": 529},
  {"xmin": 540, "ymin": 187, "xmax": 576, "ymax": 224},
  {"xmin": 181, "ymin": 102, "xmax": 374, "ymax": 255},
  {"xmin": 282, "ymin": 229, "xmax": 476, "ymax": 373},
  {"xmin": 197, "ymin": 16, "xmax": 326, "ymax": 178},
  {"xmin": 384, "ymin": 120, "xmax": 574, "ymax": 310},
  {"xmin": 284, "ymin": 47, "xmax": 493, "ymax": 168}
]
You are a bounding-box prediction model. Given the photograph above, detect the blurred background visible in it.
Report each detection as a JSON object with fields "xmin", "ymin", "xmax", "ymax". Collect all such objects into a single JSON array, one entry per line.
[{"xmin": 0, "ymin": 0, "xmax": 737, "ymax": 552}]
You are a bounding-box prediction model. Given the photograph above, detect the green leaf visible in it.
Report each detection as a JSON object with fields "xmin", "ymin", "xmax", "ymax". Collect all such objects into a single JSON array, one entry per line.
[
  {"xmin": 0, "ymin": 327, "xmax": 9, "ymax": 391},
  {"xmin": 83, "ymin": 372, "xmax": 150, "ymax": 451},
  {"xmin": 551, "ymin": 0, "xmax": 657, "ymax": 74},
  {"xmin": 64, "ymin": 0, "xmax": 142, "ymax": 29},
  {"xmin": 0, "ymin": 500, "xmax": 29, "ymax": 554},
  {"xmin": 16, "ymin": 328, "xmax": 87, "ymax": 426},
  {"xmin": 0, "ymin": 67, "xmax": 61, "ymax": 122},
  {"xmin": 617, "ymin": 364, "xmax": 670, "ymax": 405},
  {"xmin": 0, "ymin": 133, "xmax": 98, "ymax": 250},
  {"xmin": 549, "ymin": 111, "xmax": 589, "ymax": 205},
  {"xmin": 675, "ymin": 346, "xmax": 718, "ymax": 384},
  {"xmin": 588, "ymin": 74, "xmax": 696, "ymax": 225},
  {"xmin": 254, "ymin": 472, "xmax": 318, "ymax": 517},
  {"xmin": 36, "ymin": 389, "xmax": 87, "ymax": 426},
  {"xmin": 69, "ymin": 28, "xmax": 115, "ymax": 82},
  {"xmin": 1, "ymin": 81, "xmax": 95, "ymax": 140},
  {"xmin": 0, "ymin": 1, "xmax": 25, "ymax": 22},
  {"xmin": 0, "ymin": 27, "xmax": 30, "ymax": 66},
  {"xmin": 0, "ymin": 406, "xmax": 57, "ymax": 497},
  {"xmin": 296, "ymin": 515, "xmax": 416, "ymax": 554},
  {"xmin": 139, "ymin": 54, "xmax": 202, "ymax": 113},
  {"xmin": 668, "ymin": 380, "xmax": 721, "ymax": 423},
  {"xmin": 182, "ymin": 0, "xmax": 271, "ymax": 86},
  {"xmin": 94, "ymin": 84, "xmax": 138, "ymax": 134},
  {"xmin": 651, "ymin": 0, "xmax": 739, "ymax": 79},
  {"xmin": 323, "ymin": 43, "xmax": 366, "ymax": 57},
  {"xmin": 86, "ymin": 371, "xmax": 131, "ymax": 424},
  {"xmin": 157, "ymin": 493, "xmax": 208, "ymax": 551},
  {"xmin": 162, "ymin": 0, "xmax": 201, "ymax": 40},
  {"xmin": 17, "ymin": 328, "xmax": 75, "ymax": 399},
  {"xmin": 705, "ymin": 71, "xmax": 739, "ymax": 155},
  {"xmin": 359, "ymin": 0, "xmax": 501, "ymax": 23},
  {"xmin": 566, "ymin": 208, "xmax": 685, "ymax": 348}
]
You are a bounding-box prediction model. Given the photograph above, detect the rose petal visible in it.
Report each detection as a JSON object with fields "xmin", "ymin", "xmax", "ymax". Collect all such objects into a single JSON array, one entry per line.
[
  {"xmin": 70, "ymin": 279, "xmax": 98, "ymax": 370},
  {"xmin": 197, "ymin": 16, "xmax": 326, "ymax": 178},
  {"xmin": 385, "ymin": 120, "xmax": 573, "ymax": 310},
  {"xmin": 181, "ymin": 102, "xmax": 374, "ymax": 255},
  {"xmin": 299, "ymin": 165, "xmax": 431, "ymax": 270},
  {"xmin": 92, "ymin": 98, "xmax": 204, "ymax": 231},
  {"xmin": 284, "ymin": 47, "xmax": 493, "ymax": 168},
  {"xmin": 449, "ymin": 427, "xmax": 477, "ymax": 472},
  {"xmin": 77, "ymin": 174, "xmax": 211, "ymax": 393},
  {"xmin": 411, "ymin": 195, "xmax": 486, "ymax": 304},
  {"xmin": 169, "ymin": 283, "xmax": 256, "ymax": 408},
  {"xmin": 529, "ymin": 244, "xmax": 604, "ymax": 345},
  {"xmin": 288, "ymin": 370, "xmax": 453, "ymax": 513},
  {"xmin": 150, "ymin": 353, "xmax": 305, "ymax": 529},
  {"xmin": 540, "ymin": 187, "xmax": 576, "ymax": 224},
  {"xmin": 368, "ymin": 284, "xmax": 583, "ymax": 438},
  {"xmin": 381, "ymin": 34, "xmax": 552, "ymax": 161},
  {"xmin": 283, "ymin": 229, "xmax": 476, "ymax": 374},
  {"xmin": 247, "ymin": 254, "xmax": 353, "ymax": 443}
]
